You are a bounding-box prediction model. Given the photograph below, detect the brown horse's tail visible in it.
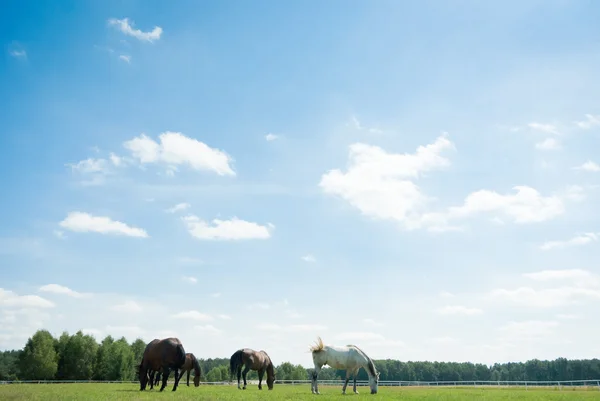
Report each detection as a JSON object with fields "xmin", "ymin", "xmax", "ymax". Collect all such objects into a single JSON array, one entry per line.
[
  {"xmin": 176, "ymin": 343, "xmax": 186, "ymax": 368},
  {"xmin": 230, "ymin": 349, "xmax": 243, "ymax": 378}
]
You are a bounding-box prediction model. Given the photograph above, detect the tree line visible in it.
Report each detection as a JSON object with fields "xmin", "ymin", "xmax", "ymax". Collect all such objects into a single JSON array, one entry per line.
[{"xmin": 1, "ymin": 329, "xmax": 599, "ymax": 383}]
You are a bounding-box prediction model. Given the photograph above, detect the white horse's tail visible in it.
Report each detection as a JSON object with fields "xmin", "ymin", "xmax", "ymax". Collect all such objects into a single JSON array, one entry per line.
[{"xmin": 309, "ymin": 336, "xmax": 325, "ymax": 353}]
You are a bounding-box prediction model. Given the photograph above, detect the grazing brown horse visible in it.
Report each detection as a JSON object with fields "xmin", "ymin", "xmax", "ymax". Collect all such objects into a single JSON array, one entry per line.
[
  {"xmin": 229, "ymin": 348, "xmax": 275, "ymax": 390},
  {"xmin": 177, "ymin": 353, "xmax": 201, "ymax": 387},
  {"xmin": 138, "ymin": 338, "xmax": 187, "ymax": 392}
]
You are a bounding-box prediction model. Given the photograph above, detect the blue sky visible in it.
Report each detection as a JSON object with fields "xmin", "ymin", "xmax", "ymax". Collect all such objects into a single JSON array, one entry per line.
[{"xmin": 2, "ymin": 0, "xmax": 600, "ymax": 367}]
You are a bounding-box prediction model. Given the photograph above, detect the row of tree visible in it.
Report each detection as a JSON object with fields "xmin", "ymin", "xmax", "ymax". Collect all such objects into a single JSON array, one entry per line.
[{"xmin": 1, "ymin": 329, "xmax": 599, "ymax": 383}]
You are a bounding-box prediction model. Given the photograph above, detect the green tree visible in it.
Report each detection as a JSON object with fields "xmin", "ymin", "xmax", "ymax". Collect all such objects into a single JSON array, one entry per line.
[
  {"xmin": 0, "ymin": 350, "xmax": 21, "ymax": 380},
  {"xmin": 18, "ymin": 330, "xmax": 58, "ymax": 380},
  {"xmin": 93, "ymin": 335, "xmax": 114, "ymax": 380},
  {"xmin": 60, "ymin": 331, "xmax": 98, "ymax": 380},
  {"xmin": 206, "ymin": 367, "xmax": 223, "ymax": 382},
  {"xmin": 130, "ymin": 338, "xmax": 146, "ymax": 379}
]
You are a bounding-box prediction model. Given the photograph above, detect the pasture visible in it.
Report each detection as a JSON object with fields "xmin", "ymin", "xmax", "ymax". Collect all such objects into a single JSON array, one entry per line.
[{"xmin": 0, "ymin": 383, "xmax": 598, "ymax": 400}]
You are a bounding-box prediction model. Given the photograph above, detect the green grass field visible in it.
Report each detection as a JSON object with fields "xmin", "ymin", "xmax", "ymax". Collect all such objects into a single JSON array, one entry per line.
[{"xmin": 0, "ymin": 384, "xmax": 598, "ymax": 400}]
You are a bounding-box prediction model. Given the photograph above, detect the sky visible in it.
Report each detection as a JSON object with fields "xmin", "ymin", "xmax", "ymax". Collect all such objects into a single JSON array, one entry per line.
[{"xmin": 2, "ymin": 0, "xmax": 600, "ymax": 368}]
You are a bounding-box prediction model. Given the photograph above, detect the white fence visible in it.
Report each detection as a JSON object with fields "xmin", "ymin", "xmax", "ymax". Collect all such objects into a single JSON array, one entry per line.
[{"xmin": 2, "ymin": 379, "xmax": 600, "ymax": 389}]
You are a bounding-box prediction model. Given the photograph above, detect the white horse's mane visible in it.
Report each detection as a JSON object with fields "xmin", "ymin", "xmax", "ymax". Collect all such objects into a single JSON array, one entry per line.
[{"xmin": 350, "ymin": 344, "xmax": 378, "ymax": 378}]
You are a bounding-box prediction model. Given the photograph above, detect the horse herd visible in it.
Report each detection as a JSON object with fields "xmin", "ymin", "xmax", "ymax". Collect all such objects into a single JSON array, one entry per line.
[{"xmin": 137, "ymin": 336, "xmax": 381, "ymax": 395}]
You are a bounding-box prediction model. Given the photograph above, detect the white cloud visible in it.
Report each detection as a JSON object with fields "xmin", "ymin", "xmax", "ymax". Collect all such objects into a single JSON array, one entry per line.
[
  {"xmin": 166, "ymin": 202, "xmax": 190, "ymax": 214},
  {"xmin": 210, "ymin": 293, "xmax": 221, "ymax": 298},
  {"xmin": 67, "ymin": 158, "xmax": 108, "ymax": 174},
  {"xmin": 118, "ymin": 55, "xmax": 131, "ymax": 63},
  {"xmin": 335, "ymin": 332, "xmax": 385, "ymax": 341},
  {"xmin": 523, "ymin": 269, "xmax": 600, "ymax": 287},
  {"xmin": 53, "ymin": 230, "xmax": 66, "ymax": 239},
  {"xmin": 265, "ymin": 133, "xmax": 278, "ymax": 141},
  {"xmin": 105, "ymin": 325, "xmax": 146, "ymax": 339},
  {"xmin": 563, "ymin": 185, "xmax": 586, "ymax": 202},
  {"xmin": 528, "ymin": 122, "xmax": 560, "ymax": 135},
  {"xmin": 439, "ymin": 291, "xmax": 455, "ymax": 298},
  {"xmin": 218, "ymin": 314, "xmax": 231, "ymax": 320},
  {"xmin": 348, "ymin": 116, "xmax": 384, "ymax": 134},
  {"xmin": 334, "ymin": 332, "xmax": 405, "ymax": 348},
  {"xmin": 429, "ymin": 186, "xmax": 566, "ymax": 227},
  {"xmin": 178, "ymin": 257, "xmax": 203, "ymax": 265},
  {"xmin": 109, "ymin": 153, "xmax": 123, "ymax": 166},
  {"xmin": 9, "ymin": 50, "xmax": 27, "ymax": 58},
  {"xmin": 319, "ymin": 134, "xmax": 455, "ymax": 231},
  {"xmin": 59, "ymin": 212, "xmax": 148, "ymax": 238},
  {"xmin": 0, "ymin": 289, "xmax": 54, "ymax": 309},
  {"xmin": 182, "ymin": 215, "xmax": 272, "ymax": 240},
  {"xmin": 194, "ymin": 324, "xmax": 221, "ymax": 334},
  {"xmin": 107, "ymin": 18, "xmax": 163, "ymax": 43},
  {"xmin": 182, "ymin": 276, "xmax": 197, "ymax": 284},
  {"xmin": 498, "ymin": 320, "xmax": 559, "ymax": 341},
  {"xmin": 39, "ymin": 284, "xmax": 90, "ymax": 298},
  {"xmin": 257, "ymin": 323, "xmax": 327, "ymax": 332},
  {"xmin": 429, "ymin": 336, "xmax": 458, "ymax": 344},
  {"xmin": 535, "ymin": 138, "xmax": 561, "ymax": 150},
  {"xmin": 488, "ymin": 269, "xmax": 600, "ymax": 308},
  {"xmin": 363, "ymin": 318, "xmax": 384, "ymax": 327},
  {"xmin": 301, "ymin": 254, "xmax": 316, "ymax": 263},
  {"xmin": 556, "ymin": 313, "xmax": 582, "ymax": 320},
  {"xmin": 573, "ymin": 161, "xmax": 600, "ymax": 172},
  {"xmin": 111, "ymin": 300, "xmax": 143, "ymax": 313},
  {"xmin": 574, "ymin": 114, "xmax": 600, "ymax": 129},
  {"xmin": 489, "ymin": 286, "xmax": 600, "ymax": 308},
  {"xmin": 173, "ymin": 310, "xmax": 213, "ymax": 321},
  {"xmin": 436, "ymin": 305, "xmax": 483, "ymax": 316},
  {"xmin": 123, "ymin": 132, "xmax": 235, "ymax": 176},
  {"xmin": 539, "ymin": 233, "xmax": 598, "ymax": 250},
  {"xmin": 247, "ymin": 302, "xmax": 270, "ymax": 310}
]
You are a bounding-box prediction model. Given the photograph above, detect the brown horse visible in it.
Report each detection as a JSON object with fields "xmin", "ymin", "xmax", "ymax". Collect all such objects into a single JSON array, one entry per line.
[
  {"xmin": 138, "ymin": 337, "xmax": 187, "ymax": 392},
  {"xmin": 229, "ymin": 348, "xmax": 275, "ymax": 390},
  {"xmin": 177, "ymin": 353, "xmax": 201, "ymax": 387}
]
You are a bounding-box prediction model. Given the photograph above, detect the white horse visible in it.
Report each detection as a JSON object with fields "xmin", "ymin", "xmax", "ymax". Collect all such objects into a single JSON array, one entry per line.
[{"xmin": 309, "ymin": 336, "xmax": 380, "ymax": 395}]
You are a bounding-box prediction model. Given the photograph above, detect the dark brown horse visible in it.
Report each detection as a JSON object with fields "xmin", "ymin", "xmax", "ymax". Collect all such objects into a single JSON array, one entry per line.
[
  {"xmin": 177, "ymin": 353, "xmax": 201, "ymax": 387},
  {"xmin": 138, "ymin": 338, "xmax": 187, "ymax": 392},
  {"xmin": 229, "ymin": 348, "xmax": 275, "ymax": 390}
]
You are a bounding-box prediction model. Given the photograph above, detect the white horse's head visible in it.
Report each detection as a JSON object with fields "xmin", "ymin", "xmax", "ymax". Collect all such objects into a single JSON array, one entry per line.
[{"xmin": 369, "ymin": 371, "xmax": 380, "ymax": 394}]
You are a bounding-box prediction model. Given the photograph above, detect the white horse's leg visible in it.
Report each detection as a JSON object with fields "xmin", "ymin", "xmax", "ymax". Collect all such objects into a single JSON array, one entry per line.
[
  {"xmin": 342, "ymin": 370, "xmax": 352, "ymax": 394},
  {"xmin": 312, "ymin": 365, "xmax": 322, "ymax": 395},
  {"xmin": 350, "ymin": 367, "xmax": 360, "ymax": 394}
]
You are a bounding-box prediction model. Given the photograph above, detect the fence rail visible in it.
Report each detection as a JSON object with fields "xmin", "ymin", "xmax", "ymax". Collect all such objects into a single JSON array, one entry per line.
[{"xmin": 2, "ymin": 379, "xmax": 600, "ymax": 389}]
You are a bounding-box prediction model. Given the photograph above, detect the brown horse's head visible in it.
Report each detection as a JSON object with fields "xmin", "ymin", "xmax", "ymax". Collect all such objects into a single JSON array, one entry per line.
[
  {"xmin": 192, "ymin": 354, "xmax": 201, "ymax": 387},
  {"xmin": 266, "ymin": 363, "xmax": 275, "ymax": 390},
  {"xmin": 137, "ymin": 364, "xmax": 148, "ymax": 390}
]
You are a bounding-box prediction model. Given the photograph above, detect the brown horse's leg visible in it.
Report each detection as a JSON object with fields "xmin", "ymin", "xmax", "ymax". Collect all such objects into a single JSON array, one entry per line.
[
  {"xmin": 173, "ymin": 368, "xmax": 184, "ymax": 391},
  {"xmin": 258, "ymin": 369, "xmax": 264, "ymax": 390},
  {"xmin": 237, "ymin": 365, "xmax": 243, "ymax": 389},
  {"xmin": 242, "ymin": 365, "xmax": 250, "ymax": 390},
  {"xmin": 160, "ymin": 368, "xmax": 169, "ymax": 392},
  {"xmin": 148, "ymin": 371, "xmax": 154, "ymax": 390},
  {"xmin": 186, "ymin": 369, "xmax": 190, "ymax": 386}
]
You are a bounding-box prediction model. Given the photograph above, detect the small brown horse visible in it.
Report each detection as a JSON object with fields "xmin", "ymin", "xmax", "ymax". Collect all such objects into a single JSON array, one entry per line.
[
  {"xmin": 138, "ymin": 338, "xmax": 187, "ymax": 392},
  {"xmin": 229, "ymin": 348, "xmax": 275, "ymax": 390},
  {"xmin": 177, "ymin": 353, "xmax": 201, "ymax": 387}
]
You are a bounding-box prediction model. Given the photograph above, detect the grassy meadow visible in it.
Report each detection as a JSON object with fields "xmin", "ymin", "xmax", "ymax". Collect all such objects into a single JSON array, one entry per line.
[{"xmin": 0, "ymin": 383, "xmax": 599, "ymax": 400}]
